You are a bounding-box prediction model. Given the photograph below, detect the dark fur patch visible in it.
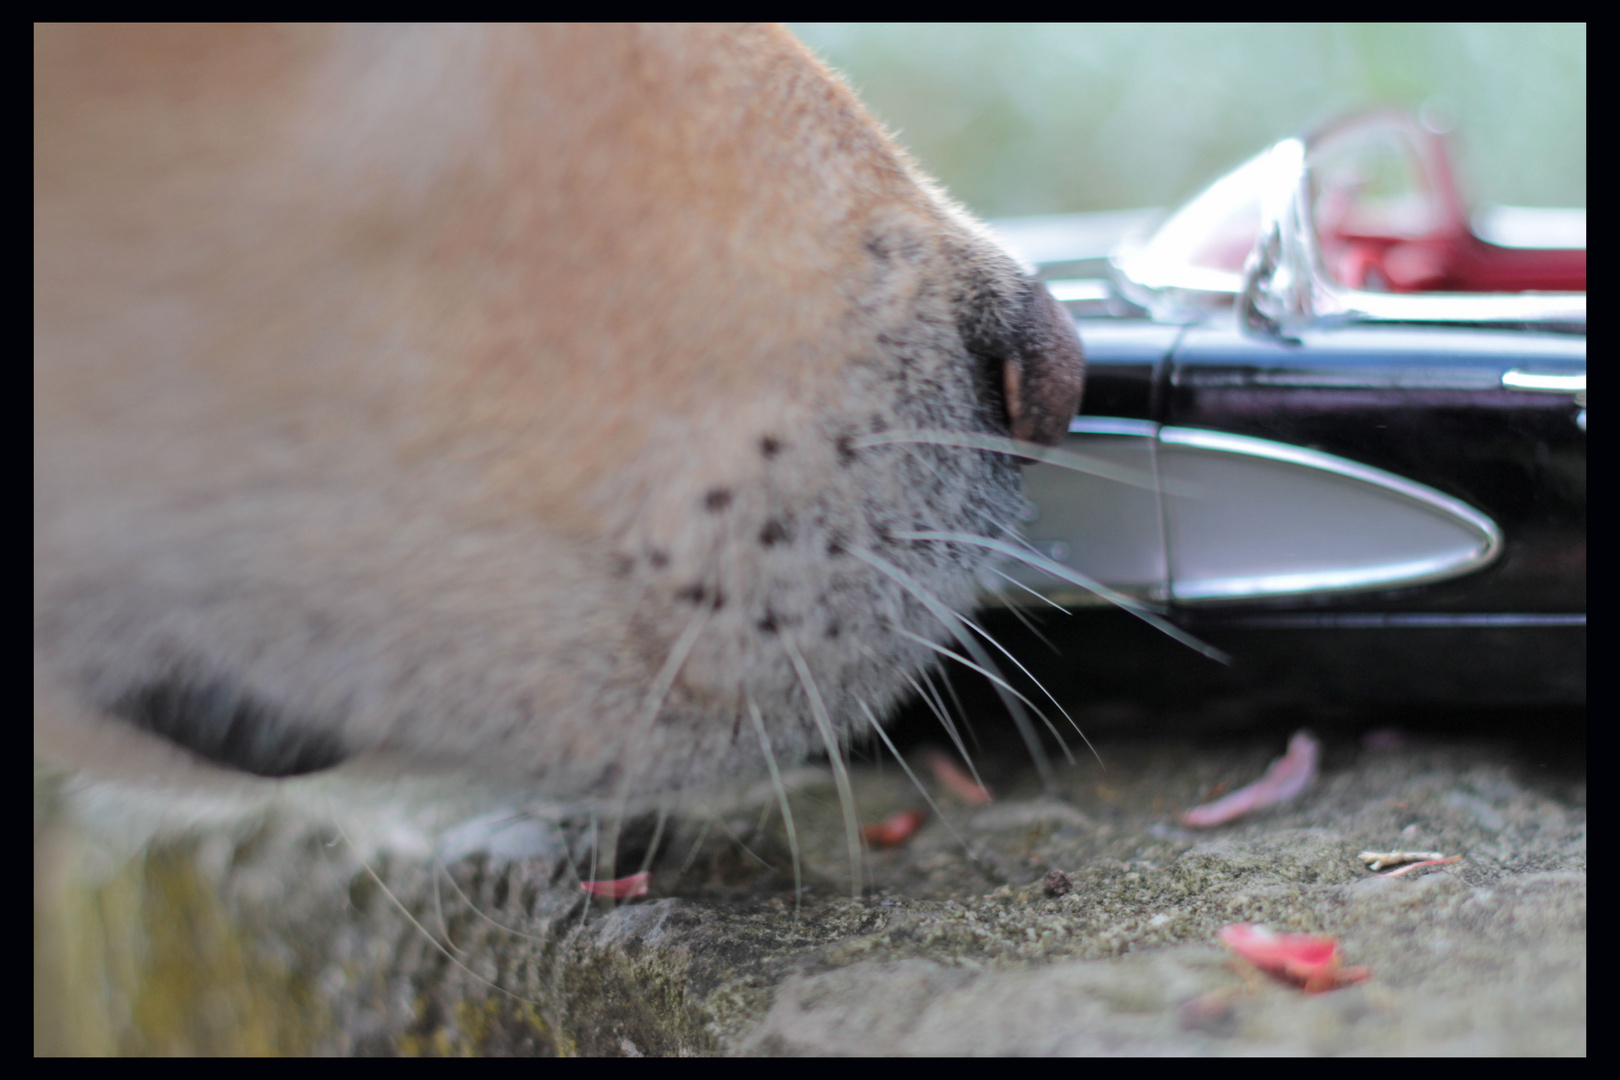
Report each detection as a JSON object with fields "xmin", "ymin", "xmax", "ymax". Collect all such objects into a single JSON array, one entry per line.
[
  {"xmin": 703, "ymin": 488, "xmax": 733, "ymax": 512},
  {"xmin": 864, "ymin": 226, "xmax": 924, "ymax": 264},
  {"xmin": 110, "ymin": 677, "xmax": 349, "ymax": 778},
  {"xmin": 759, "ymin": 518, "xmax": 792, "ymax": 547},
  {"xmin": 674, "ymin": 583, "xmax": 726, "ymax": 609},
  {"xmin": 759, "ymin": 435, "xmax": 783, "ymax": 458}
]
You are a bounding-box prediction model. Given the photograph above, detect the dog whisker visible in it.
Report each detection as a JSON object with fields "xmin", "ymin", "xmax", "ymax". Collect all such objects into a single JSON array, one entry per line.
[
  {"xmin": 675, "ymin": 819, "xmax": 713, "ymax": 881},
  {"xmin": 599, "ymin": 602, "xmax": 713, "ymax": 888},
  {"xmin": 892, "ymin": 625, "xmax": 1076, "ymax": 766},
  {"xmin": 980, "ymin": 569, "xmax": 1066, "ymax": 657},
  {"xmin": 639, "ymin": 807, "xmax": 670, "ymax": 878},
  {"xmin": 433, "ymin": 857, "xmax": 550, "ymax": 945},
  {"xmin": 706, "ymin": 808, "xmax": 778, "ymax": 871},
  {"xmin": 329, "ymin": 808, "xmax": 548, "ymax": 1008},
  {"xmin": 747, "ymin": 692, "xmax": 802, "ymax": 921},
  {"xmin": 957, "ymin": 613, "xmax": 1101, "ymax": 768},
  {"xmin": 893, "ymin": 664, "xmax": 991, "ymax": 800},
  {"xmin": 985, "ymin": 563, "xmax": 1072, "ymax": 615},
  {"xmin": 784, "ymin": 635, "xmax": 864, "ymax": 899},
  {"xmin": 852, "ymin": 428, "xmax": 1163, "ymax": 492},
  {"xmin": 896, "ymin": 530, "xmax": 1231, "ymax": 665},
  {"xmin": 859, "ymin": 701, "xmax": 977, "ymax": 861},
  {"xmin": 846, "ymin": 545, "xmax": 1056, "ymax": 792}
]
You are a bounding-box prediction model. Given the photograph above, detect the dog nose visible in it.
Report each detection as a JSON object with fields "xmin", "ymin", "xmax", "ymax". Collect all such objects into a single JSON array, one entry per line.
[{"xmin": 997, "ymin": 283, "xmax": 1085, "ymax": 446}]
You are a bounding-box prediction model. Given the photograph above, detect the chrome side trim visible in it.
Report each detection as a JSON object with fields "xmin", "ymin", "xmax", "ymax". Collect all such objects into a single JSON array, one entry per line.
[
  {"xmin": 997, "ymin": 420, "xmax": 1507, "ymax": 609},
  {"xmin": 1313, "ymin": 289, "xmax": 1586, "ymax": 333},
  {"xmin": 1157, "ymin": 427, "xmax": 1503, "ymax": 603},
  {"xmin": 991, "ymin": 423, "xmax": 1168, "ymax": 607},
  {"xmin": 1471, "ymin": 206, "xmax": 1586, "ymax": 250},
  {"xmin": 1216, "ymin": 612, "xmax": 1585, "ymax": 629},
  {"xmin": 1045, "ymin": 279, "xmax": 1113, "ymax": 304},
  {"xmin": 1158, "ymin": 427, "xmax": 1493, "ymax": 520},
  {"xmin": 1502, "ymin": 370, "xmax": 1586, "ymax": 394},
  {"xmin": 1068, "ymin": 416, "xmax": 1160, "ymax": 438}
]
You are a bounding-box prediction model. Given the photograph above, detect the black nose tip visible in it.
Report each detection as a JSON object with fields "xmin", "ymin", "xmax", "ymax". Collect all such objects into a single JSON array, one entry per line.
[{"xmin": 1001, "ymin": 284, "xmax": 1084, "ymax": 446}]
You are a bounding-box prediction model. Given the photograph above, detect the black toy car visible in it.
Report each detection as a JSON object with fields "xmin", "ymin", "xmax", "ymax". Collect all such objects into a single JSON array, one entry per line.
[{"xmin": 984, "ymin": 109, "xmax": 1585, "ymax": 708}]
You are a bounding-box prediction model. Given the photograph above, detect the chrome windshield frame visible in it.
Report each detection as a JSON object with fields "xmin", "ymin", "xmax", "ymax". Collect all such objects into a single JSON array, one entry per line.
[{"xmin": 1113, "ymin": 112, "xmax": 1587, "ymax": 339}]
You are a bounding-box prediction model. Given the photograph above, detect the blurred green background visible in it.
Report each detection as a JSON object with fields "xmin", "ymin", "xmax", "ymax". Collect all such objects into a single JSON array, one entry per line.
[{"xmin": 790, "ymin": 23, "xmax": 1585, "ymax": 219}]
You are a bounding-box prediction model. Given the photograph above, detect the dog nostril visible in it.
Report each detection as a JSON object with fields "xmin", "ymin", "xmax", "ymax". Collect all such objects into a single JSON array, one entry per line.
[
  {"xmin": 958, "ymin": 273, "xmax": 1085, "ymax": 448},
  {"xmin": 1001, "ymin": 284, "xmax": 1084, "ymax": 446}
]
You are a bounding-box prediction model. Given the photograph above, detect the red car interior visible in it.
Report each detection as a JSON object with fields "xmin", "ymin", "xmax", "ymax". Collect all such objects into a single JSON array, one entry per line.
[{"xmin": 1325, "ymin": 229, "xmax": 1586, "ymax": 294}]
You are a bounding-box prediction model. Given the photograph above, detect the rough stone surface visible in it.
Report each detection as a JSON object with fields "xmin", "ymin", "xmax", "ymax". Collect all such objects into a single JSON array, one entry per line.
[{"xmin": 35, "ymin": 725, "xmax": 1585, "ymax": 1055}]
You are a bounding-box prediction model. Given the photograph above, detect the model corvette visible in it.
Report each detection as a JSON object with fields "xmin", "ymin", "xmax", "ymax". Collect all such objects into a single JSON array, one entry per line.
[{"xmin": 987, "ymin": 109, "xmax": 1585, "ymax": 707}]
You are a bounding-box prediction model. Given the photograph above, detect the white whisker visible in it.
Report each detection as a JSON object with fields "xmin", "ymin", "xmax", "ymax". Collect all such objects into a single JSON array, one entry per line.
[
  {"xmin": 845, "ymin": 544, "xmax": 1056, "ymax": 791},
  {"xmin": 956, "ymin": 613, "xmax": 1102, "ymax": 767},
  {"xmin": 747, "ymin": 692, "xmax": 802, "ymax": 921},
  {"xmin": 896, "ymin": 666, "xmax": 990, "ymax": 798},
  {"xmin": 897, "ymin": 529, "xmax": 1231, "ymax": 664},
  {"xmin": 328, "ymin": 806, "xmax": 548, "ymax": 1008},
  {"xmin": 638, "ymin": 807, "xmax": 669, "ymax": 877},
  {"xmin": 859, "ymin": 636, "xmax": 985, "ymax": 792},
  {"xmin": 433, "ymin": 857, "xmax": 550, "ymax": 945},
  {"xmin": 986, "ymin": 563, "xmax": 1072, "ymax": 616},
  {"xmin": 784, "ymin": 635, "xmax": 864, "ymax": 899},
  {"xmin": 852, "ymin": 428, "xmax": 1163, "ymax": 492},
  {"xmin": 985, "ymin": 526, "xmax": 1098, "ymax": 653},
  {"xmin": 577, "ymin": 810, "xmax": 600, "ymax": 928},
  {"xmin": 859, "ymin": 701, "xmax": 976, "ymax": 859},
  {"xmin": 707, "ymin": 809, "xmax": 777, "ymax": 871},
  {"xmin": 982, "ymin": 575, "xmax": 1065, "ymax": 656},
  {"xmin": 675, "ymin": 819, "xmax": 713, "ymax": 880},
  {"xmin": 916, "ymin": 655, "xmax": 980, "ymax": 756},
  {"xmin": 431, "ymin": 858, "xmax": 462, "ymax": 955},
  {"xmin": 892, "ymin": 625, "xmax": 1075, "ymax": 765},
  {"xmin": 599, "ymin": 601, "xmax": 713, "ymax": 887}
]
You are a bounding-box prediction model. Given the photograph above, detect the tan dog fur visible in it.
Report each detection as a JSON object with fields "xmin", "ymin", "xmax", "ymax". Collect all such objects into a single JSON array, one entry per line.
[{"xmin": 34, "ymin": 25, "xmax": 1081, "ymax": 806}]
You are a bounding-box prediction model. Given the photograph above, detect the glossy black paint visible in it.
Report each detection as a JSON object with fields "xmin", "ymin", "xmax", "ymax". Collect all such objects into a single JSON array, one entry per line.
[
  {"xmin": 1068, "ymin": 320, "xmax": 1176, "ymax": 421},
  {"xmin": 1168, "ymin": 319, "xmax": 1586, "ymax": 615},
  {"xmin": 1028, "ymin": 311, "xmax": 1587, "ymax": 707}
]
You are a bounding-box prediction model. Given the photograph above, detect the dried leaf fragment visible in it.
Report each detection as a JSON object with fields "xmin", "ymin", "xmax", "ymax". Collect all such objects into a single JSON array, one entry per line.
[
  {"xmin": 1359, "ymin": 850, "xmax": 1448, "ymax": 871},
  {"xmin": 1375, "ymin": 855, "xmax": 1463, "ymax": 878}
]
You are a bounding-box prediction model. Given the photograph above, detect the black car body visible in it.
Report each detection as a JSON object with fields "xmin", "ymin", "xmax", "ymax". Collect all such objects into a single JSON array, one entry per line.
[{"xmin": 984, "ymin": 110, "xmax": 1585, "ymax": 708}]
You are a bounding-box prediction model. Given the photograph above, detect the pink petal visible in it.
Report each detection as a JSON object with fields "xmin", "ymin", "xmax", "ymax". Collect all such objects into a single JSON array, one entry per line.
[
  {"xmin": 1181, "ymin": 731, "xmax": 1320, "ymax": 827},
  {"xmin": 1218, "ymin": 923, "xmax": 1369, "ymax": 993},
  {"xmin": 863, "ymin": 809, "xmax": 926, "ymax": 847},
  {"xmin": 579, "ymin": 871, "xmax": 651, "ymax": 899},
  {"xmin": 922, "ymin": 748, "xmax": 993, "ymax": 806}
]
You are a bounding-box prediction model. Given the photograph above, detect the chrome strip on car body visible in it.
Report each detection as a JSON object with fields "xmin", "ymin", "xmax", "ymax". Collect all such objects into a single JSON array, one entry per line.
[
  {"xmin": 1502, "ymin": 370, "xmax": 1586, "ymax": 394},
  {"xmin": 1155, "ymin": 427, "xmax": 1503, "ymax": 602},
  {"xmin": 995, "ymin": 419, "xmax": 1168, "ymax": 606},
  {"xmin": 996, "ymin": 422, "xmax": 1503, "ymax": 608},
  {"xmin": 1068, "ymin": 416, "xmax": 1159, "ymax": 438}
]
